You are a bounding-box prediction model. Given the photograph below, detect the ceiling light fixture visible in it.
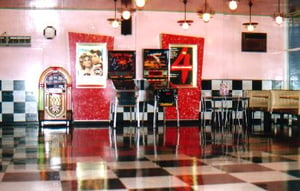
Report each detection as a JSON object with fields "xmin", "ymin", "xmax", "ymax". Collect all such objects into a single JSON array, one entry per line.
[
  {"xmin": 107, "ymin": 0, "xmax": 122, "ymax": 28},
  {"xmin": 135, "ymin": 0, "xmax": 146, "ymax": 8},
  {"xmin": 274, "ymin": 0, "xmax": 284, "ymax": 25},
  {"xmin": 121, "ymin": 0, "xmax": 132, "ymax": 20},
  {"xmin": 122, "ymin": 10, "xmax": 131, "ymax": 20},
  {"xmin": 177, "ymin": 0, "xmax": 193, "ymax": 30},
  {"xmin": 228, "ymin": 0, "xmax": 239, "ymax": 11},
  {"xmin": 242, "ymin": 0, "xmax": 258, "ymax": 31},
  {"xmin": 198, "ymin": 0, "xmax": 215, "ymax": 23}
]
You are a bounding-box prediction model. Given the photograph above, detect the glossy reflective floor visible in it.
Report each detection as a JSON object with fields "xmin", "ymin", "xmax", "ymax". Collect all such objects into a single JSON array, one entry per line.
[{"xmin": 1, "ymin": 122, "xmax": 300, "ymax": 191}]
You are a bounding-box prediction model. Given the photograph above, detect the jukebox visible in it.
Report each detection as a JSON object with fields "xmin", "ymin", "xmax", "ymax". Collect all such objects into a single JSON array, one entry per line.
[{"xmin": 38, "ymin": 67, "xmax": 72, "ymax": 127}]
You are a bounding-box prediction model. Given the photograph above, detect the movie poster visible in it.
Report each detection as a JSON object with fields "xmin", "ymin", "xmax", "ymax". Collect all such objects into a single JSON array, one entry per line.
[
  {"xmin": 76, "ymin": 43, "xmax": 108, "ymax": 88},
  {"xmin": 169, "ymin": 44, "xmax": 197, "ymax": 87}
]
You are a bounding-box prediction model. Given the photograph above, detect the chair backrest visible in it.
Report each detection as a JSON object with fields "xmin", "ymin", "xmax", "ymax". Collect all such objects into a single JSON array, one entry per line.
[
  {"xmin": 269, "ymin": 90, "xmax": 300, "ymax": 114},
  {"xmin": 244, "ymin": 90, "xmax": 270, "ymax": 111},
  {"xmin": 117, "ymin": 91, "xmax": 139, "ymax": 106},
  {"xmin": 155, "ymin": 88, "xmax": 177, "ymax": 107}
]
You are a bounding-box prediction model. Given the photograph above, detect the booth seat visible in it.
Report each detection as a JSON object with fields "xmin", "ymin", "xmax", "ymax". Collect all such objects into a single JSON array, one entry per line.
[
  {"xmin": 245, "ymin": 89, "xmax": 300, "ymax": 115},
  {"xmin": 245, "ymin": 90, "xmax": 300, "ymax": 129},
  {"xmin": 268, "ymin": 90, "xmax": 300, "ymax": 115},
  {"xmin": 244, "ymin": 90, "xmax": 271, "ymax": 112}
]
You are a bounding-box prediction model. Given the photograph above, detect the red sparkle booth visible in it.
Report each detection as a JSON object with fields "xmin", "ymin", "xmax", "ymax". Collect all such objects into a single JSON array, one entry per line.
[{"xmin": 38, "ymin": 66, "xmax": 72, "ymax": 127}]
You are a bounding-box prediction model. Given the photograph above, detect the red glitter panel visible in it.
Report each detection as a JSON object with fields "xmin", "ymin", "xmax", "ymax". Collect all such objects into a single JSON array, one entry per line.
[
  {"xmin": 161, "ymin": 34, "xmax": 204, "ymax": 120},
  {"xmin": 68, "ymin": 32, "xmax": 114, "ymax": 120}
]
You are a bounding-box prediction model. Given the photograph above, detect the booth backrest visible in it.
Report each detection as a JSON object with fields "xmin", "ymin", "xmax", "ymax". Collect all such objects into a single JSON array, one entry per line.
[
  {"xmin": 269, "ymin": 90, "xmax": 300, "ymax": 115},
  {"xmin": 244, "ymin": 90, "xmax": 271, "ymax": 111}
]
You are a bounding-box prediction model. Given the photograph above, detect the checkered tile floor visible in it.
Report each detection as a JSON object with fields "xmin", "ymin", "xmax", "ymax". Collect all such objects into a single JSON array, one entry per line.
[{"xmin": 1, "ymin": 124, "xmax": 300, "ymax": 191}]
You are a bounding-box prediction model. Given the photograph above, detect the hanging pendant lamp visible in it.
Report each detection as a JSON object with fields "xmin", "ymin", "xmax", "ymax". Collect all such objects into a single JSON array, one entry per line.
[
  {"xmin": 198, "ymin": 0, "xmax": 215, "ymax": 23},
  {"xmin": 177, "ymin": 0, "xmax": 193, "ymax": 29},
  {"xmin": 107, "ymin": 0, "xmax": 122, "ymax": 28},
  {"xmin": 242, "ymin": 0, "xmax": 258, "ymax": 31},
  {"xmin": 274, "ymin": 0, "xmax": 284, "ymax": 25},
  {"xmin": 228, "ymin": 0, "xmax": 239, "ymax": 11}
]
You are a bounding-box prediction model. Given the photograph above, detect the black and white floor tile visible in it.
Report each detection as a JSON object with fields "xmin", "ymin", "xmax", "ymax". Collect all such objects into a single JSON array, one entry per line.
[{"xmin": 1, "ymin": 121, "xmax": 300, "ymax": 191}]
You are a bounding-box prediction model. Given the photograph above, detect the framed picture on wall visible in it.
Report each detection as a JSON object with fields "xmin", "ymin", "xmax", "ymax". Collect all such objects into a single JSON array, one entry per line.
[
  {"xmin": 75, "ymin": 43, "xmax": 108, "ymax": 88},
  {"xmin": 169, "ymin": 44, "xmax": 198, "ymax": 87}
]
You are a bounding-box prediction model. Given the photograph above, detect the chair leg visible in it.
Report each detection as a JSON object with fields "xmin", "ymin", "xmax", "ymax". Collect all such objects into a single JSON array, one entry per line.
[
  {"xmin": 176, "ymin": 96, "xmax": 180, "ymax": 128},
  {"xmin": 113, "ymin": 98, "xmax": 118, "ymax": 128},
  {"xmin": 153, "ymin": 97, "xmax": 158, "ymax": 130},
  {"xmin": 136, "ymin": 101, "xmax": 140, "ymax": 128}
]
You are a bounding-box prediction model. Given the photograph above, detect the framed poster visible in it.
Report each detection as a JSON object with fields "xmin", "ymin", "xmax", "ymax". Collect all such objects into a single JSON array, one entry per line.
[
  {"xmin": 107, "ymin": 50, "xmax": 136, "ymax": 79},
  {"xmin": 75, "ymin": 43, "xmax": 108, "ymax": 88},
  {"xmin": 143, "ymin": 49, "xmax": 169, "ymax": 79},
  {"xmin": 169, "ymin": 44, "xmax": 197, "ymax": 87}
]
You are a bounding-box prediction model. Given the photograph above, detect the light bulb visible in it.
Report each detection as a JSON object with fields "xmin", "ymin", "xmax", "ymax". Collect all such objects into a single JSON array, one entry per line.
[
  {"xmin": 275, "ymin": 15, "xmax": 283, "ymax": 25},
  {"xmin": 182, "ymin": 22, "xmax": 189, "ymax": 30},
  {"xmin": 247, "ymin": 24, "xmax": 254, "ymax": 31},
  {"xmin": 202, "ymin": 13, "xmax": 211, "ymax": 22},
  {"xmin": 136, "ymin": 0, "xmax": 145, "ymax": 8},
  {"xmin": 229, "ymin": 0, "xmax": 238, "ymax": 11},
  {"xmin": 112, "ymin": 20, "xmax": 119, "ymax": 28},
  {"xmin": 122, "ymin": 10, "xmax": 131, "ymax": 20}
]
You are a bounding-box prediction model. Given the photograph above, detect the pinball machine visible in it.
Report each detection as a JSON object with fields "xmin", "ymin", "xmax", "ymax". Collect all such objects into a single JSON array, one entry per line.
[
  {"xmin": 38, "ymin": 66, "xmax": 72, "ymax": 128},
  {"xmin": 142, "ymin": 49, "xmax": 179, "ymax": 128},
  {"xmin": 107, "ymin": 50, "xmax": 140, "ymax": 128}
]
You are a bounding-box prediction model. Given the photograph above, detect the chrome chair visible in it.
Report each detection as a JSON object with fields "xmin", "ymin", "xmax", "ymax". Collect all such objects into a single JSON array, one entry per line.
[
  {"xmin": 200, "ymin": 96, "xmax": 214, "ymax": 143},
  {"xmin": 110, "ymin": 89, "xmax": 140, "ymax": 129},
  {"xmin": 153, "ymin": 88, "xmax": 179, "ymax": 129},
  {"xmin": 231, "ymin": 95, "xmax": 249, "ymax": 142}
]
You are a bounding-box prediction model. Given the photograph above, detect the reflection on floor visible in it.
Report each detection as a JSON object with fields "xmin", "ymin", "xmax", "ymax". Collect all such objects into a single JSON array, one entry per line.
[{"xmin": 1, "ymin": 122, "xmax": 300, "ymax": 191}]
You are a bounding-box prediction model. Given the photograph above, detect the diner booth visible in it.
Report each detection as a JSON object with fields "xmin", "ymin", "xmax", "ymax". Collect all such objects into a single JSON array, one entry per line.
[{"xmin": 38, "ymin": 66, "xmax": 73, "ymax": 129}]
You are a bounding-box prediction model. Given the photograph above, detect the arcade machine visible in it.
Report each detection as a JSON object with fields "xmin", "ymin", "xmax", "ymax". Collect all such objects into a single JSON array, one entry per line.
[
  {"xmin": 38, "ymin": 67, "xmax": 72, "ymax": 130},
  {"xmin": 107, "ymin": 50, "xmax": 140, "ymax": 128},
  {"xmin": 143, "ymin": 49, "xmax": 179, "ymax": 128}
]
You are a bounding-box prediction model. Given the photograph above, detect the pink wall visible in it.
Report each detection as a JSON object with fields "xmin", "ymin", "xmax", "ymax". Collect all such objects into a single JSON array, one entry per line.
[{"xmin": 0, "ymin": 9, "xmax": 285, "ymax": 81}]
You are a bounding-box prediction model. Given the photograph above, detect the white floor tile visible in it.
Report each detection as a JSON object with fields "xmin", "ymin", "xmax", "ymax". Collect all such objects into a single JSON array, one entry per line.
[
  {"xmin": 164, "ymin": 165, "xmax": 225, "ymax": 175},
  {"xmin": 107, "ymin": 161, "xmax": 159, "ymax": 169},
  {"xmin": 145, "ymin": 154, "xmax": 193, "ymax": 161},
  {"xmin": 0, "ymin": 181, "xmax": 62, "ymax": 191},
  {"xmin": 60, "ymin": 169, "xmax": 117, "ymax": 180},
  {"xmin": 230, "ymin": 171, "xmax": 299, "ymax": 183},
  {"xmin": 120, "ymin": 176, "xmax": 188, "ymax": 189},
  {"xmin": 260, "ymin": 161, "xmax": 300, "ymax": 171},
  {"xmin": 193, "ymin": 183, "xmax": 265, "ymax": 191}
]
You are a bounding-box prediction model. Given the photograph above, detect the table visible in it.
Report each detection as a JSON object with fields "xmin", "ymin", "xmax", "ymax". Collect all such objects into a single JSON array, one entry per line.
[{"xmin": 200, "ymin": 96, "xmax": 249, "ymax": 141}]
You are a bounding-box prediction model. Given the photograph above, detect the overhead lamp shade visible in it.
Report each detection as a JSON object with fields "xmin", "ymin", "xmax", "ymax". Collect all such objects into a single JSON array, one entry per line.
[
  {"xmin": 136, "ymin": 0, "xmax": 146, "ymax": 7},
  {"xmin": 247, "ymin": 24, "xmax": 254, "ymax": 31},
  {"xmin": 202, "ymin": 13, "xmax": 211, "ymax": 22},
  {"xmin": 182, "ymin": 22, "xmax": 190, "ymax": 29},
  {"xmin": 112, "ymin": 20, "xmax": 120, "ymax": 28},
  {"xmin": 275, "ymin": 15, "xmax": 283, "ymax": 25},
  {"xmin": 178, "ymin": 20, "xmax": 193, "ymax": 30},
  {"xmin": 122, "ymin": 10, "xmax": 131, "ymax": 20},
  {"xmin": 243, "ymin": 22, "xmax": 258, "ymax": 31},
  {"xmin": 229, "ymin": 0, "xmax": 238, "ymax": 11}
]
